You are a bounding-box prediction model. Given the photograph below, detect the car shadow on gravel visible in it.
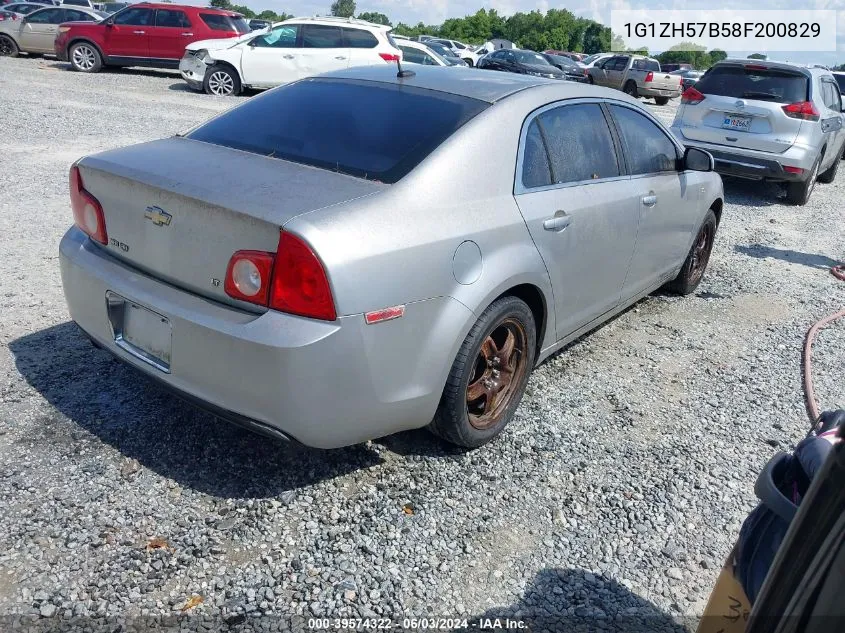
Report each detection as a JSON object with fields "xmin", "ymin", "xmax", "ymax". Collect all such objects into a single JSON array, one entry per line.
[
  {"xmin": 9, "ymin": 322, "xmax": 384, "ymax": 499},
  {"xmin": 734, "ymin": 244, "xmax": 841, "ymax": 270},
  {"xmin": 471, "ymin": 567, "xmax": 692, "ymax": 633},
  {"xmin": 722, "ymin": 177, "xmax": 783, "ymax": 207},
  {"xmin": 167, "ymin": 83, "xmax": 261, "ymax": 98}
]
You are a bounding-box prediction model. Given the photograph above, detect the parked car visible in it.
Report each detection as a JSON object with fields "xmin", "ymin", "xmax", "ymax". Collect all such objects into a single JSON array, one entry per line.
[
  {"xmin": 670, "ymin": 68, "xmax": 704, "ymax": 91},
  {"xmin": 59, "ymin": 66, "xmax": 722, "ymax": 450},
  {"xmin": 2, "ymin": 2, "xmax": 51, "ymax": 16},
  {"xmin": 180, "ymin": 16, "xmax": 402, "ymax": 96},
  {"xmin": 672, "ymin": 60, "xmax": 845, "ymax": 205},
  {"xmin": 544, "ymin": 49, "xmax": 584, "ymax": 64},
  {"xmin": 587, "ymin": 54, "xmax": 682, "ymax": 105},
  {"xmin": 0, "ymin": 8, "xmax": 17, "ymax": 20},
  {"xmin": 0, "ymin": 4, "xmax": 103, "ymax": 56},
  {"xmin": 394, "ymin": 38, "xmax": 454, "ymax": 67},
  {"xmin": 581, "ymin": 52, "xmax": 612, "ymax": 68},
  {"xmin": 60, "ymin": 0, "xmax": 93, "ymax": 7},
  {"xmin": 426, "ymin": 37, "xmax": 478, "ymax": 66},
  {"xmin": 422, "ymin": 39, "xmax": 467, "ymax": 66},
  {"xmin": 540, "ymin": 52, "xmax": 588, "ymax": 82},
  {"xmin": 477, "ymin": 48, "xmax": 566, "ymax": 80},
  {"xmin": 833, "ymin": 71, "xmax": 845, "ymax": 95},
  {"xmin": 54, "ymin": 2, "xmax": 249, "ymax": 73},
  {"xmin": 247, "ymin": 18, "xmax": 269, "ymax": 31}
]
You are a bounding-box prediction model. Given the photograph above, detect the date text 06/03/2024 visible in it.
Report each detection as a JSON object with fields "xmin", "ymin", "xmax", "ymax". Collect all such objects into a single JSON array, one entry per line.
[{"xmin": 307, "ymin": 617, "xmax": 528, "ymax": 630}]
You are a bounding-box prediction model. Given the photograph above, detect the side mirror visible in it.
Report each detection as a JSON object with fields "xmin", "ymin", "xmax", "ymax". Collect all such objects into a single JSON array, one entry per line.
[
  {"xmin": 104, "ymin": 19, "xmax": 113, "ymax": 27},
  {"xmin": 684, "ymin": 147, "xmax": 714, "ymax": 172}
]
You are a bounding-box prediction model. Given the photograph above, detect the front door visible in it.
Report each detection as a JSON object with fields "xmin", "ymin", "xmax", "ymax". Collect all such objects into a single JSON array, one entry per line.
[
  {"xmin": 103, "ymin": 6, "xmax": 153, "ymax": 61},
  {"xmin": 18, "ymin": 8, "xmax": 65, "ymax": 53},
  {"xmin": 239, "ymin": 24, "xmax": 299, "ymax": 87},
  {"xmin": 513, "ymin": 101, "xmax": 639, "ymax": 339},
  {"xmin": 149, "ymin": 8, "xmax": 194, "ymax": 62}
]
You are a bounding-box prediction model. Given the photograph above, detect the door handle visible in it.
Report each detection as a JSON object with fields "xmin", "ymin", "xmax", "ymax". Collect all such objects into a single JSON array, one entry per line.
[
  {"xmin": 283, "ymin": 54, "xmax": 294, "ymax": 59},
  {"xmin": 133, "ymin": 30, "xmax": 145, "ymax": 34},
  {"xmin": 543, "ymin": 212, "xmax": 571, "ymax": 232},
  {"xmin": 181, "ymin": 32, "xmax": 193, "ymax": 36},
  {"xmin": 641, "ymin": 194, "xmax": 658, "ymax": 207},
  {"xmin": 334, "ymin": 56, "xmax": 346, "ymax": 60}
]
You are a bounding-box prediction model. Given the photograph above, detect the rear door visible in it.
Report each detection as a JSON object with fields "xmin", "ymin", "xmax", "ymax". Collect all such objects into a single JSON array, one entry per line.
[
  {"xmin": 149, "ymin": 8, "xmax": 193, "ymax": 62},
  {"xmin": 677, "ymin": 63, "xmax": 809, "ymax": 153},
  {"xmin": 104, "ymin": 6, "xmax": 153, "ymax": 60},
  {"xmin": 18, "ymin": 7, "xmax": 65, "ymax": 52},
  {"xmin": 513, "ymin": 101, "xmax": 639, "ymax": 339},
  {"xmin": 606, "ymin": 55, "xmax": 630, "ymax": 89},
  {"xmin": 818, "ymin": 78, "xmax": 845, "ymax": 167},
  {"xmin": 607, "ymin": 103, "xmax": 700, "ymax": 297},
  {"xmin": 297, "ymin": 24, "xmax": 349, "ymax": 78},
  {"xmin": 239, "ymin": 23, "xmax": 299, "ymax": 87}
]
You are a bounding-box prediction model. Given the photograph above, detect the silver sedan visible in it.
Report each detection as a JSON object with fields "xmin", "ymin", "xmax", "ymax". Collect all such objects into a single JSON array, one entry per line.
[{"xmin": 59, "ymin": 66, "xmax": 723, "ymax": 449}]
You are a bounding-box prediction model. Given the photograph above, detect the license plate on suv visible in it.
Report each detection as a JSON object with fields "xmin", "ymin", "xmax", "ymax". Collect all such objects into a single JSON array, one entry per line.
[{"xmin": 722, "ymin": 115, "xmax": 752, "ymax": 132}]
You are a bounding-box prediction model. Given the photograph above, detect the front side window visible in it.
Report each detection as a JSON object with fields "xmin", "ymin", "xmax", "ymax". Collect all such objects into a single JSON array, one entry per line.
[
  {"xmin": 252, "ymin": 25, "xmax": 297, "ymax": 48},
  {"xmin": 533, "ymin": 103, "xmax": 620, "ymax": 184},
  {"xmin": 301, "ymin": 24, "xmax": 343, "ymax": 48},
  {"xmin": 113, "ymin": 7, "xmax": 152, "ymax": 26},
  {"xmin": 155, "ymin": 9, "xmax": 191, "ymax": 28},
  {"xmin": 25, "ymin": 8, "xmax": 61, "ymax": 23},
  {"xmin": 608, "ymin": 105, "xmax": 678, "ymax": 175},
  {"xmin": 344, "ymin": 27, "xmax": 377, "ymax": 49}
]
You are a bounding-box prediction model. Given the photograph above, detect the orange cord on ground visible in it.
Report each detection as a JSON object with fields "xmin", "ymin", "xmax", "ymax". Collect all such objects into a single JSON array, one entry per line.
[{"xmin": 802, "ymin": 264, "xmax": 845, "ymax": 422}]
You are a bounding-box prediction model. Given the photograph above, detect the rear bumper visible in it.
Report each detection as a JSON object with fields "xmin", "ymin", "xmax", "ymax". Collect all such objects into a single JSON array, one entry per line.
[
  {"xmin": 670, "ymin": 131, "xmax": 815, "ymax": 182},
  {"xmin": 639, "ymin": 86, "xmax": 681, "ymax": 98},
  {"xmin": 60, "ymin": 227, "xmax": 470, "ymax": 448}
]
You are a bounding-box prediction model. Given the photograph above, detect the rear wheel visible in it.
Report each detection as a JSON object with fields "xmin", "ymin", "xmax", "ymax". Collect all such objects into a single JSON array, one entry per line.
[
  {"xmin": 587, "ymin": 75, "xmax": 594, "ymax": 84},
  {"xmin": 69, "ymin": 42, "xmax": 102, "ymax": 73},
  {"xmin": 623, "ymin": 80, "xmax": 638, "ymax": 98},
  {"xmin": 818, "ymin": 149, "xmax": 841, "ymax": 183},
  {"xmin": 204, "ymin": 64, "xmax": 240, "ymax": 96},
  {"xmin": 429, "ymin": 296, "xmax": 536, "ymax": 448},
  {"xmin": 785, "ymin": 157, "xmax": 820, "ymax": 205},
  {"xmin": 0, "ymin": 35, "xmax": 19, "ymax": 58},
  {"xmin": 463, "ymin": 58, "xmax": 474, "ymax": 67},
  {"xmin": 665, "ymin": 209, "xmax": 717, "ymax": 295},
  {"xmin": 654, "ymin": 96, "xmax": 669, "ymax": 105}
]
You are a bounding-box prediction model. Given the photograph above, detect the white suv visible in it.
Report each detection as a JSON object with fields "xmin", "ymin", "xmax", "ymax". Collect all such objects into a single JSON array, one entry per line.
[{"xmin": 180, "ymin": 16, "xmax": 402, "ymax": 96}]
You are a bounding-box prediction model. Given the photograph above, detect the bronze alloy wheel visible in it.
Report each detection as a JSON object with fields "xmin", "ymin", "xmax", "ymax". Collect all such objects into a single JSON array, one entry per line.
[
  {"xmin": 466, "ymin": 317, "xmax": 529, "ymax": 430},
  {"xmin": 689, "ymin": 221, "xmax": 715, "ymax": 286}
]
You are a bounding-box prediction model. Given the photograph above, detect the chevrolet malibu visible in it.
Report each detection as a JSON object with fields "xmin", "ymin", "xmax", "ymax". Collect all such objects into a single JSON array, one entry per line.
[{"xmin": 60, "ymin": 66, "xmax": 723, "ymax": 449}]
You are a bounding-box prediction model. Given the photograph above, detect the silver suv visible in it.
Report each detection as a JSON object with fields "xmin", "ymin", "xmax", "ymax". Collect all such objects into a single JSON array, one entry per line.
[{"xmin": 671, "ymin": 59, "xmax": 845, "ymax": 205}]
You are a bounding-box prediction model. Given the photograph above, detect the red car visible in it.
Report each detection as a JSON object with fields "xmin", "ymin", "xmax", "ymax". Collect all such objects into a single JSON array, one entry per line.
[{"xmin": 55, "ymin": 2, "xmax": 249, "ymax": 73}]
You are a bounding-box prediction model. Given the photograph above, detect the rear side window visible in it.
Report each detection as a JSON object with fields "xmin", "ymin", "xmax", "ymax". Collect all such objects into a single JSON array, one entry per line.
[
  {"xmin": 834, "ymin": 74, "xmax": 845, "ymax": 94},
  {"xmin": 821, "ymin": 80, "xmax": 842, "ymax": 111},
  {"xmin": 521, "ymin": 120, "xmax": 552, "ymax": 188},
  {"xmin": 186, "ymin": 78, "xmax": 489, "ymax": 184},
  {"xmin": 533, "ymin": 104, "xmax": 620, "ymax": 184},
  {"xmin": 64, "ymin": 8, "xmax": 94, "ymax": 20},
  {"xmin": 200, "ymin": 13, "xmax": 249, "ymax": 33},
  {"xmin": 344, "ymin": 28, "xmax": 377, "ymax": 48},
  {"xmin": 251, "ymin": 25, "xmax": 297, "ymax": 48},
  {"xmin": 695, "ymin": 65, "xmax": 809, "ymax": 103},
  {"xmin": 609, "ymin": 105, "xmax": 678, "ymax": 175},
  {"xmin": 302, "ymin": 24, "xmax": 343, "ymax": 48},
  {"xmin": 611, "ymin": 56, "xmax": 629, "ymax": 71},
  {"xmin": 155, "ymin": 9, "xmax": 190, "ymax": 28}
]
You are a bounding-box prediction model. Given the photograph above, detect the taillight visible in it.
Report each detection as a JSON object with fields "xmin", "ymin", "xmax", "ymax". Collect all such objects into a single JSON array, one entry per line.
[
  {"xmin": 224, "ymin": 250, "xmax": 274, "ymax": 305},
  {"xmin": 782, "ymin": 101, "xmax": 820, "ymax": 121},
  {"xmin": 270, "ymin": 232, "xmax": 336, "ymax": 321},
  {"xmin": 681, "ymin": 86, "xmax": 705, "ymax": 105},
  {"xmin": 783, "ymin": 166, "xmax": 804, "ymax": 174},
  {"xmin": 69, "ymin": 165, "xmax": 107, "ymax": 244},
  {"xmin": 644, "ymin": 71, "xmax": 653, "ymax": 82},
  {"xmin": 379, "ymin": 52, "xmax": 400, "ymax": 63}
]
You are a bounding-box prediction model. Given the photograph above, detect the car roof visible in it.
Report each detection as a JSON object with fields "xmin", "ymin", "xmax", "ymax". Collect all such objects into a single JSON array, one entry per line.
[
  {"xmin": 315, "ymin": 64, "xmax": 630, "ymax": 104},
  {"xmin": 716, "ymin": 58, "xmax": 823, "ymax": 77},
  {"xmin": 281, "ymin": 15, "xmax": 391, "ymax": 31},
  {"xmin": 129, "ymin": 2, "xmax": 237, "ymax": 12}
]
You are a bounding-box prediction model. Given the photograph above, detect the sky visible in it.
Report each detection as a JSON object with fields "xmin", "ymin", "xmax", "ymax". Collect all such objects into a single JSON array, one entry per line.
[{"xmin": 203, "ymin": 0, "xmax": 845, "ymax": 66}]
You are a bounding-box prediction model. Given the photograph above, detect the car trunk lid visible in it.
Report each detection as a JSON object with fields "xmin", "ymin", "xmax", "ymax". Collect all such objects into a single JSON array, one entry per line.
[
  {"xmin": 645, "ymin": 70, "xmax": 680, "ymax": 92},
  {"xmin": 77, "ymin": 136, "xmax": 385, "ymax": 308}
]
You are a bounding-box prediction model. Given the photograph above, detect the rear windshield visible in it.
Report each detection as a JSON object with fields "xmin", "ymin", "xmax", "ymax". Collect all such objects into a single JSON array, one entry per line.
[
  {"xmin": 834, "ymin": 74, "xmax": 845, "ymax": 94},
  {"xmin": 200, "ymin": 13, "xmax": 250, "ymax": 33},
  {"xmin": 632, "ymin": 58, "xmax": 660, "ymax": 71},
  {"xmin": 695, "ymin": 65, "xmax": 809, "ymax": 103},
  {"xmin": 186, "ymin": 78, "xmax": 489, "ymax": 183}
]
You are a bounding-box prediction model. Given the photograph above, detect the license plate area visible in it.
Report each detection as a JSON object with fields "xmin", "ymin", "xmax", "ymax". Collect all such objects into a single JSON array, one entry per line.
[
  {"xmin": 106, "ymin": 291, "xmax": 172, "ymax": 373},
  {"xmin": 722, "ymin": 114, "xmax": 752, "ymax": 132}
]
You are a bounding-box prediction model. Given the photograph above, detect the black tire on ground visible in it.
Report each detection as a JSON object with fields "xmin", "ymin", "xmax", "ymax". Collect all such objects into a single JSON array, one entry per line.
[
  {"xmin": 69, "ymin": 42, "xmax": 102, "ymax": 73},
  {"xmin": 429, "ymin": 296, "xmax": 536, "ymax": 449},
  {"xmin": 623, "ymin": 80, "xmax": 638, "ymax": 98},
  {"xmin": 664, "ymin": 209, "xmax": 718, "ymax": 296},
  {"xmin": 785, "ymin": 157, "xmax": 820, "ymax": 205},
  {"xmin": 587, "ymin": 75, "xmax": 594, "ymax": 84},
  {"xmin": 818, "ymin": 149, "xmax": 841, "ymax": 183},
  {"xmin": 654, "ymin": 96, "xmax": 670, "ymax": 105},
  {"xmin": 203, "ymin": 64, "xmax": 241, "ymax": 96},
  {"xmin": 463, "ymin": 58, "xmax": 474, "ymax": 67},
  {"xmin": 0, "ymin": 34, "xmax": 19, "ymax": 58}
]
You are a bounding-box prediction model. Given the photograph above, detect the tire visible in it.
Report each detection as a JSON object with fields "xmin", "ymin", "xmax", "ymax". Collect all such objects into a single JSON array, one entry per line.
[
  {"xmin": 463, "ymin": 58, "xmax": 474, "ymax": 67},
  {"xmin": 818, "ymin": 149, "xmax": 841, "ymax": 183},
  {"xmin": 785, "ymin": 157, "xmax": 820, "ymax": 205},
  {"xmin": 203, "ymin": 64, "xmax": 240, "ymax": 96},
  {"xmin": 623, "ymin": 80, "xmax": 638, "ymax": 98},
  {"xmin": 429, "ymin": 296, "xmax": 536, "ymax": 448},
  {"xmin": 665, "ymin": 209, "xmax": 718, "ymax": 295},
  {"xmin": 0, "ymin": 34, "xmax": 19, "ymax": 58},
  {"xmin": 654, "ymin": 96, "xmax": 669, "ymax": 105},
  {"xmin": 69, "ymin": 41, "xmax": 102, "ymax": 73},
  {"xmin": 587, "ymin": 75, "xmax": 594, "ymax": 84}
]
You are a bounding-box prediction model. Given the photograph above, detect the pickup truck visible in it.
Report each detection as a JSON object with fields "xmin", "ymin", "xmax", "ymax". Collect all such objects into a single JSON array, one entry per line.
[{"xmin": 586, "ymin": 54, "xmax": 682, "ymax": 105}]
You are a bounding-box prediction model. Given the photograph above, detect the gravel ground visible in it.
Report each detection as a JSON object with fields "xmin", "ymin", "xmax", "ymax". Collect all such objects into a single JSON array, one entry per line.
[{"xmin": 1, "ymin": 57, "xmax": 844, "ymax": 632}]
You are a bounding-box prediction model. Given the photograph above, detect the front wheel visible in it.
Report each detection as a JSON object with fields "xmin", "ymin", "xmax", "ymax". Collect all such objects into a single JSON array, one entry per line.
[
  {"xmin": 69, "ymin": 42, "xmax": 102, "ymax": 72},
  {"xmin": 0, "ymin": 35, "xmax": 19, "ymax": 58},
  {"xmin": 654, "ymin": 96, "xmax": 669, "ymax": 105},
  {"xmin": 429, "ymin": 296, "xmax": 536, "ymax": 448},
  {"xmin": 664, "ymin": 209, "xmax": 717, "ymax": 295},
  {"xmin": 203, "ymin": 64, "xmax": 240, "ymax": 96}
]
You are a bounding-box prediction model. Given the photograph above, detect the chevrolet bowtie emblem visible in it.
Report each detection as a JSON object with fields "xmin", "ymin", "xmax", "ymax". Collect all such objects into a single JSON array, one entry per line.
[{"xmin": 144, "ymin": 206, "xmax": 172, "ymax": 227}]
